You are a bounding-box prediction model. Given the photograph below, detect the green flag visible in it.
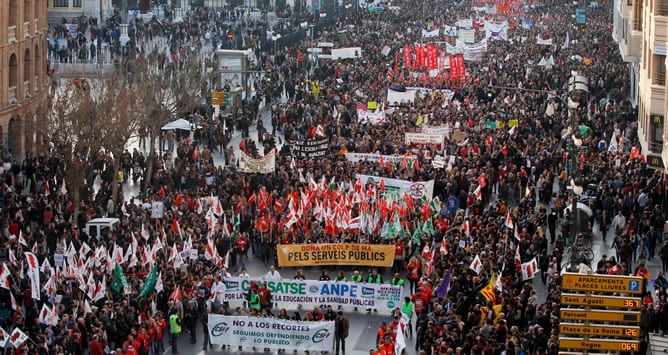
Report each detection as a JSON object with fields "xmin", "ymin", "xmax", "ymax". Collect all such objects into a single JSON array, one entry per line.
[
  {"xmin": 111, "ymin": 263, "xmax": 130, "ymax": 294},
  {"xmin": 139, "ymin": 264, "xmax": 159, "ymax": 298}
]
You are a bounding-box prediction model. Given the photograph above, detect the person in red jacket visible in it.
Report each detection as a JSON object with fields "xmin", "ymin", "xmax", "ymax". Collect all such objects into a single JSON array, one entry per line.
[{"xmin": 88, "ymin": 335, "xmax": 104, "ymax": 355}]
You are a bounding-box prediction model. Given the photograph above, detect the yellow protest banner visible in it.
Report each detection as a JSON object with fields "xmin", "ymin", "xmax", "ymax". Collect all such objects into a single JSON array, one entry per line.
[
  {"xmin": 509, "ymin": 119, "xmax": 519, "ymax": 128},
  {"xmin": 276, "ymin": 243, "xmax": 396, "ymax": 267},
  {"xmin": 367, "ymin": 101, "xmax": 378, "ymax": 110}
]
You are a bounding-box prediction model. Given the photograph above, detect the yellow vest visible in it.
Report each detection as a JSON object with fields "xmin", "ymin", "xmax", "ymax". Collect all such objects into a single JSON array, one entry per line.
[{"xmin": 169, "ymin": 314, "xmax": 181, "ymax": 334}]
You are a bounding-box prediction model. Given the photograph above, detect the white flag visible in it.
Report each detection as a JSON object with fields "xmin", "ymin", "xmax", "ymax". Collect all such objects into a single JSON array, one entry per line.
[
  {"xmin": 521, "ymin": 257, "xmax": 539, "ymax": 280},
  {"xmin": 469, "ymin": 254, "xmax": 483, "ymax": 274},
  {"xmin": 0, "ymin": 327, "xmax": 8, "ymax": 347},
  {"xmin": 24, "ymin": 252, "xmax": 41, "ymax": 300},
  {"xmin": 9, "ymin": 327, "xmax": 29, "ymax": 348}
]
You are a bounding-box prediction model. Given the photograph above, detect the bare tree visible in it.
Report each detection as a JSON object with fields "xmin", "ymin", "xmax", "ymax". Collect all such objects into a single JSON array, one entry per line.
[
  {"xmin": 135, "ymin": 53, "xmax": 208, "ymax": 190},
  {"xmin": 46, "ymin": 70, "xmax": 150, "ymax": 213}
]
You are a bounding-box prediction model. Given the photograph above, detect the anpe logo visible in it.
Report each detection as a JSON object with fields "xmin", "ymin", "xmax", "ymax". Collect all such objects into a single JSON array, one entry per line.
[
  {"xmin": 312, "ymin": 329, "xmax": 331, "ymax": 343},
  {"xmin": 211, "ymin": 322, "xmax": 230, "ymax": 337},
  {"xmin": 225, "ymin": 280, "xmax": 239, "ymax": 290},
  {"xmin": 309, "ymin": 285, "xmax": 319, "ymax": 294},
  {"xmin": 361, "ymin": 287, "xmax": 375, "ymax": 298}
]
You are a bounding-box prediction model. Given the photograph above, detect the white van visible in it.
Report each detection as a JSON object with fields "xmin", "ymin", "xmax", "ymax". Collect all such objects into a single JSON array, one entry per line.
[{"xmin": 86, "ymin": 218, "xmax": 120, "ymax": 240}]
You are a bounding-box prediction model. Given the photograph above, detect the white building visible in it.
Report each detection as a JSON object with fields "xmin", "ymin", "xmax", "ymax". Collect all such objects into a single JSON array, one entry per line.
[{"xmin": 47, "ymin": 0, "xmax": 114, "ymax": 25}]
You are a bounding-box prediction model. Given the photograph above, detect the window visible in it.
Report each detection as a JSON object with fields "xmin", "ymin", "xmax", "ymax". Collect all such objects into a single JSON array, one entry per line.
[
  {"xmin": 658, "ymin": 0, "xmax": 668, "ymax": 15},
  {"xmin": 628, "ymin": 0, "xmax": 633, "ymax": 6},
  {"xmin": 53, "ymin": 0, "xmax": 69, "ymax": 7},
  {"xmin": 654, "ymin": 54, "xmax": 666, "ymax": 85},
  {"xmin": 9, "ymin": 54, "xmax": 18, "ymax": 89},
  {"xmin": 651, "ymin": 114, "xmax": 664, "ymax": 153},
  {"xmin": 633, "ymin": 0, "xmax": 643, "ymax": 31},
  {"xmin": 73, "ymin": 0, "xmax": 82, "ymax": 7},
  {"xmin": 9, "ymin": 0, "xmax": 18, "ymax": 26},
  {"xmin": 24, "ymin": 1, "xmax": 32, "ymax": 23}
]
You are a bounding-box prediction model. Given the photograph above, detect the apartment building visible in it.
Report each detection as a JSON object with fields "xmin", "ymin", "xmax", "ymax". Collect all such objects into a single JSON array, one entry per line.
[
  {"xmin": 0, "ymin": 0, "xmax": 50, "ymax": 159},
  {"xmin": 636, "ymin": 0, "xmax": 667, "ymax": 170},
  {"xmin": 47, "ymin": 0, "xmax": 114, "ymax": 25}
]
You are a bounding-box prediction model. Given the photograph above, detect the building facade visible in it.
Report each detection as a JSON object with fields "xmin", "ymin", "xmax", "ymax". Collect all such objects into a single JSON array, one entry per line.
[
  {"xmin": 47, "ymin": 0, "xmax": 113, "ymax": 25},
  {"xmin": 613, "ymin": 0, "xmax": 642, "ymax": 106},
  {"xmin": 636, "ymin": 0, "xmax": 667, "ymax": 170},
  {"xmin": 0, "ymin": 0, "xmax": 50, "ymax": 159}
]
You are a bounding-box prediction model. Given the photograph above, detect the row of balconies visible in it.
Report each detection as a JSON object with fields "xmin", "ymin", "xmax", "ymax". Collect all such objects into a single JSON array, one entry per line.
[{"xmin": 7, "ymin": 18, "xmax": 43, "ymax": 44}]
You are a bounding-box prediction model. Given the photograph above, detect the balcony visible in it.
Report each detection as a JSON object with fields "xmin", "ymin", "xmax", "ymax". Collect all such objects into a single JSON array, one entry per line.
[
  {"xmin": 655, "ymin": 16, "xmax": 667, "ymax": 44},
  {"xmin": 35, "ymin": 19, "xmax": 39, "ymax": 34},
  {"xmin": 8, "ymin": 26, "xmax": 16, "ymax": 43},
  {"xmin": 23, "ymin": 81, "xmax": 31, "ymax": 98},
  {"xmin": 8, "ymin": 87, "xmax": 17, "ymax": 104}
]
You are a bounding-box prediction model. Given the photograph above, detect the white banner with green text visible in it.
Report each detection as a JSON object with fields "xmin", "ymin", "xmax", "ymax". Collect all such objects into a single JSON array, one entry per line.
[{"xmin": 208, "ymin": 315, "xmax": 334, "ymax": 351}]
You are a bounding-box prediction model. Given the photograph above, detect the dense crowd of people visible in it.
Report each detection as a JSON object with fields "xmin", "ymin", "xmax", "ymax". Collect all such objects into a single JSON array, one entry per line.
[{"xmin": 3, "ymin": 0, "xmax": 668, "ymax": 354}]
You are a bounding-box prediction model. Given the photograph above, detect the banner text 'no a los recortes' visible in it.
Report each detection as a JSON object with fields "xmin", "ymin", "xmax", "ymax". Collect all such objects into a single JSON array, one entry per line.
[
  {"xmin": 277, "ymin": 243, "xmax": 395, "ymax": 267},
  {"xmin": 290, "ymin": 139, "xmax": 329, "ymax": 159}
]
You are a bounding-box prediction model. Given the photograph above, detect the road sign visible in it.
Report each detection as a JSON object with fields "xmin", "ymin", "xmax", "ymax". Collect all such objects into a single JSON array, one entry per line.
[
  {"xmin": 211, "ymin": 92, "xmax": 225, "ymax": 99},
  {"xmin": 227, "ymin": 32, "xmax": 234, "ymax": 39},
  {"xmin": 560, "ymin": 309, "xmax": 640, "ymax": 323},
  {"xmin": 560, "ymin": 293, "xmax": 642, "ymax": 309},
  {"xmin": 559, "ymin": 323, "xmax": 640, "ymax": 337},
  {"xmin": 561, "ymin": 273, "xmax": 643, "ymax": 294},
  {"xmin": 559, "ymin": 338, "xmax": 639, "ymax": 352}
]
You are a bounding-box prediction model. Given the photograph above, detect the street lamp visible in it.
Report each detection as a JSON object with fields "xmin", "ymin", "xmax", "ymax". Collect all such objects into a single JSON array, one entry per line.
[{"xmin": 567, "ymin": 72, "xmax": 588, "ymax": 250}]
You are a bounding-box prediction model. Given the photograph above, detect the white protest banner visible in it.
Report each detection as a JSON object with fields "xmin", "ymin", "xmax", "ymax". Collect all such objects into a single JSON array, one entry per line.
[
  {"xmin": 405, "ymin": 132, "xmax": 445, "ymax": 150},
  {"xmin": 239, "ymin": 150, "xmax": 276, "ymax": 174},
  {"xmin": 330, "ymin": 47, "xmax": 361, "ymax": 60},
  {"xmin": 344, "ymin": 153, "xmax": 416, "ymax": 164},
  {"xmin": 458, "ymin": 29, "xmax": 476, "ymax": 43},
  {"xmin": 536, "ymin": 36, "xmax": 553, "ymax": 45},
  {"xmin": 356, "ymin": 174, "xmax": 435, "ymax": 200},
  {"xmin": 422, "ymin": 28, "xmax": 440, "ymax": 37},
  {"xmin": 387, "ymin": 88, "xmax": 416, "ymax": 104},
  {"xmin": 208, "ymin": 315, "xmax": 334, "ymax": 351},
  {"xmin": 222, "ymin": 277, "xmax": 403, "ymax": 312},
  {"xmin": 421, "ymin": 125, "xmax": 453, "ymax": 136}
]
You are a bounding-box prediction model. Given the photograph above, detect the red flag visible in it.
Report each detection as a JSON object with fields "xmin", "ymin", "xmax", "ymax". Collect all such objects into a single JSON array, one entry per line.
[
  {"xmin": 174, "ymin": 192, "xmax": 182, "ymax": 206},
  {"xmin": 394, "ymin": 51, "xmax": 399, "ymax": 74},
  {"xmin": 477, "ymin": 174, "xmax": 487, "ymax": 188},
  {"xmin": 171, "ymin": 218, "xmax": 180, "ymax": 236},
  {"xmin": 379, "ymin": 179, "xmax": 386, "ymax": 192},
  {"xmin": 159, "ymin": 186, "xmax": 165, "ymax": 199},
  {"xmin": 169, "ymin": 286, "xmax": 183, "ymax": 301},
  {"xmin": 457, "ymin": 54, "xmax": 466, "ymax": 78},
  {"xmin": 192, "ymin": 146, "xmax": 200, "ymax": 160},
  {"xmin": 248, "ymin": 192, "xmax": 256, "ymax": 206},
  {"xmin": 403, "ymin": 45, "xmax": 411, "ymax": 69}
]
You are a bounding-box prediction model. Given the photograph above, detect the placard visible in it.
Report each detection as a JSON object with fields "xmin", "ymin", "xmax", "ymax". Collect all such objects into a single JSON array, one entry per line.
[
  {"xmin": 151, "ymin": 201, "xmax": 164, "ymax": 219},
  {"xmin": 208, "ymin": 315, "xmax": 334, "ymax": 351},
  {"xmin": 290, "ymin": 139, "xmax": 329, "ymax": 159}
]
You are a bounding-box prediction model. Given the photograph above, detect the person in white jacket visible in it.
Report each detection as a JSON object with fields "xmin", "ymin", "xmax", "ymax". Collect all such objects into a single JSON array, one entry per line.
[
  {"xmin": 612, "ymin": 210, "xmax": 626, "ymax": 236},
  {"xmin": 264, "ymin": 265, "xmax": 282, "ymax": 280}
]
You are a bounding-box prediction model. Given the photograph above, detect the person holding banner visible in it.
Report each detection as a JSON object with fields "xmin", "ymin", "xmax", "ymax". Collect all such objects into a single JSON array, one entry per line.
[{"xmin": 366, "ymin": 269, "xmax": 383, "ymax": 313}]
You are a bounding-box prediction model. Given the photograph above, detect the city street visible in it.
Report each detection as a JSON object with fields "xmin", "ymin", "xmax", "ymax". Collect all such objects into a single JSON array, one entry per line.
[{"xmin": 118, "ymin": 94, "xmax": 663, "ymax": 355}]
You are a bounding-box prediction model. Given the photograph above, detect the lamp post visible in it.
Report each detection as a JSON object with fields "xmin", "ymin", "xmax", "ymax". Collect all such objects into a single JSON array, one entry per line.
[{"xmin": 567, "ymin": 71, "xmax": 588, "ymax": 254}]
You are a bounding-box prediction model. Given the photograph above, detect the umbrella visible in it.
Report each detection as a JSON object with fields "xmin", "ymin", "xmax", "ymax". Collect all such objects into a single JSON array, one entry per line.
[
  {"xmin": 565, "ymin": 202, "xmax": 593, "ymax": 217},
  {"xmin": 161, "ymin": 119, "xmax": 202, "ymax": 131}
]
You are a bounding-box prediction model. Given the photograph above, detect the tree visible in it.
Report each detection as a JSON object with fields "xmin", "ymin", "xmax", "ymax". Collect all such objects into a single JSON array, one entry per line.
[
  {"xmin": 134, "ymin": 50, "xmax": 208, "ymax": 191},
  {"xmin": 46, "ymin": 70, "xmax": 150, "ymax": 213}
]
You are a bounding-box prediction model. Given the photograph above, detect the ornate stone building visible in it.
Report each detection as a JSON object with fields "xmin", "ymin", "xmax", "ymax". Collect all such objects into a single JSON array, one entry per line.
[{"xmin": 0, "ymin": 0, "xmax": 50, "ymax": 159}]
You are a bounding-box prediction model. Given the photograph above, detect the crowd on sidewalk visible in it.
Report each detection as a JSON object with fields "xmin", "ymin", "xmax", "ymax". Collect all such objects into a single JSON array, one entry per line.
[{"xmin": 3, "ymin": 0, "xmax": 668, "ymax": 354}]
